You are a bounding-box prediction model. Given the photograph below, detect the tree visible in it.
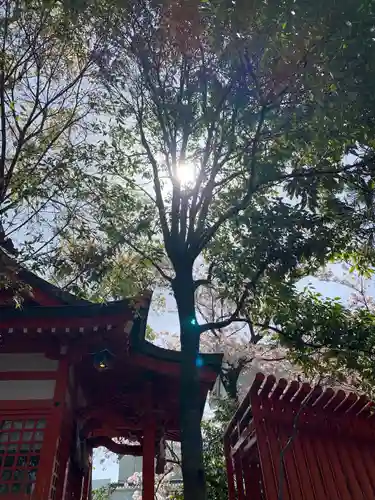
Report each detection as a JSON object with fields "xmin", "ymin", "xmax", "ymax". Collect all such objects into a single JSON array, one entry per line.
[
  {"xmin": 0, "ymin": 0, "xmax": 106, "ymax": 271},
  {"xmin": 78, "ymin": 0, "xmax": 375, "ymax": 498},
  {"xmin": 3, "ymin": 0, "xmax": 375, "ymax": 497},
  {"xmin": 275, "ymin": 267, "xmax": 375, "ymax": 397},
  {"xmin": 0, "ymin": 0, "xmax": 159, "ymax": 301}
]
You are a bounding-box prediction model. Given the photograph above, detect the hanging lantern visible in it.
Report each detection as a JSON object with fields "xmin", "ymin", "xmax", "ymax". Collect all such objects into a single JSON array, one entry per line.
[{"xmin": 92, "ymin": 349, "xmax": 115, "ymax": 372}]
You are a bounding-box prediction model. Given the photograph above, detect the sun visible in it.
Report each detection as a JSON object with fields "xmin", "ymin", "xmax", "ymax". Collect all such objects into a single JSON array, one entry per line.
[{"xmin": 176, "ymin": 162, "xmax": 197, "ymax": 187}]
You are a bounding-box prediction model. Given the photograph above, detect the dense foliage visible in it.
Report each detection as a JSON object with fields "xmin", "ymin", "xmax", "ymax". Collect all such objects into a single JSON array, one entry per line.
[
  {"xmin": 92, "ymin": 485, "xmax": 111, "ymax": 500},
  {"xmin": 274, "ymin": 271, "xmax": 375, "ymax": 397},
  {"xmin": 0, "ymin": 0, "xmax": 95, "ymax": 261},
  {"xmin": 2, "ymin": 1, "xmax": 375, "ymax": 499}
]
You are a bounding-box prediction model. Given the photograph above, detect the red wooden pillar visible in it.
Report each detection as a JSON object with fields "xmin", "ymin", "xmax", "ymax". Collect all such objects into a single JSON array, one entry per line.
[
  {"xmin": 224, "ymin": 439, "xmax": 236, "ymax": 500},
  {"xmin": 81, "ymin": 454, "xmax": 92, "ymax": 500},
  {"xmin": 55, "ymin": 418, "xmax": 73, "ymax": 500},
  {"xmin": 142, "ymin": 417, "xmax": 156, "ymax": 500},
  {"xmin": 233, "ymin": 454, "xmax": 245, "ymax": 500},
  {"xmin": 242, "ymin": 457, "xmax": 263, "ymax": 500},
  {"xmin": 61, "ymin": 458, "xmax": 71, "ymax": 500},
  {"xmin": 33, "ymin": 356, "xmax": 69, "ymax": 500}
]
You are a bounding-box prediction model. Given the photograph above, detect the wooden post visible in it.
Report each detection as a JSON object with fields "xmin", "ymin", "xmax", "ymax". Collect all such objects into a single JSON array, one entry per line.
[
  {"xmin": 55, "ymin": 417, "xmax": 73, "ymax": 500},
  {"xmin": 142, "ymin": 381, "xmax": 155, "ymax": 500},
  {"xmin": 61, "ymin": 458, "xmax": 71, "ymax": 500},
  {"xmin": 233, "ymin": 454, "xmax": 245, "ymax": 500},
  {"xmin": 81, "ymin": 453, "xmax": 92, "ymax": 500},
  {"xmin": 224, "ymin": 439, "xmax": 236, "ymax": 500},
  {"xmin": 142, "ymin": 417, "xmax": 156, "ymax": 500},
  {"xmin": 33, "ymin": 356, "xmax": 69, "ymax": 500}
]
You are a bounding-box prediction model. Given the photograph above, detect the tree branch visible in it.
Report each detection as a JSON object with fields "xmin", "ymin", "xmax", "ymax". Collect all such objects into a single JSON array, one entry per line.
[
  {"xmin": 245, "ymin": 312, "xmax": 262, "ymax": 344},
  {"xmin": 187, "ymin": 80, "xmax": 236, "ymax": 251},
  {"xmin": 193, "ymin": 260, "xmax": 216, "ymax": 290},
  {"xmin": 195, "ymin": 104, "xmax": 268, "ymax": 256},
  {"xmin": 121, "ymin": 236, "xmax": 173, "ymax": 283},
  {"xmin": 154, "ymin": 466, "xmax": 174, "ymax": 497},
  {"xmin": 137, "ymin": 104, "xmax": 171, "ymax": 248},
  {"xmin": 0, "ymin": 0, "xmax": 9, "ymax": 201},
  {"xmin": 198, "ymin": 259, "xmax": 271, "ymax": 334},
  {"xmin": 87, "ymin": 436, "xmax": 142, "ymax": 456},
  {"xmin": 259, "ymin": 156, "xmax": 372, "ymax": 189}
]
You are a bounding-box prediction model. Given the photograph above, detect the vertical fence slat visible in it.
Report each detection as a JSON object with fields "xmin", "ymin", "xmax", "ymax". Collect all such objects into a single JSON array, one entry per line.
[
  {"xmin": 287, "ymin": 427, "xmax": 315, "ymax": 500},
  {"xmin": 309, "ymin": 437, "xmax": 341, "ymax": 500},
  {"xmin": 299, "ymin": 433, "xmax": 327, "ymax": 500},
  {"xmin": 345, "ymin": 438, "xmax": 375, "ymax": 500},
  {"xmin": 234, "ymin": 455, "xmax": 245, "ymax": 500},
  {"xmin": 320, "ymin": 433, "xmax": 353, "ymax": 500},
  {"xmin": 335, "ymin": 437, "xmax": 365, "ymax": 499},
  {"xmin": 358, "ymin": 445, "xmax": 375, "ymax": 495},
  {"xmin": 225, "ymin": 441, "xmax": 236, "ymax": 500},
  {"xmin": 252, "ymin": 395, "xmax": 279, "ymax": 500},
  {"xmin": 264, "ymin": 418, "xmax": 290, "ymax": 500},
  {"xmin": 242, "ymin": 455, "xmax": 263, "ymax": 500},
  {"xmin": 277, "ymin": 424, "xmax": 304, "ymax": 500}
]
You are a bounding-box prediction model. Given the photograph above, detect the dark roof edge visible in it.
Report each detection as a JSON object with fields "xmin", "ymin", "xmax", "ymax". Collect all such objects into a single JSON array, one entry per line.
[
  {"xmin": 0, "ymin": 251, "xmax": 90, "ymax": 305},
  {"xmin": 0, "ymin": 292, "xmax": 153, "ymax": 320},
  {"xmin": 18, "ymin": 267, "xmax": 91, "ymax": 305},
  {"xmin": 139, "ymin": 340, "xmax": 223, "ymax": 374}
]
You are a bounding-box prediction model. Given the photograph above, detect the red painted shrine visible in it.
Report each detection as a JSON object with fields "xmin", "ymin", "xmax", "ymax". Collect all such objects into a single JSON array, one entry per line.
[
  {"xmin": 0, "ymin": 259, "xmax": 222, "ymax": 499},
  {"xmin": 224, "ymin": 372, "xmax": 375, "ymax": 500}
]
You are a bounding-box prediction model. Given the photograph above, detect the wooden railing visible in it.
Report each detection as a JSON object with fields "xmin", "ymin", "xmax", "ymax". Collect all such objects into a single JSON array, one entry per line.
[{"xmin": 224, "ymin": 372, "xmax": 375, "ymax": 500}]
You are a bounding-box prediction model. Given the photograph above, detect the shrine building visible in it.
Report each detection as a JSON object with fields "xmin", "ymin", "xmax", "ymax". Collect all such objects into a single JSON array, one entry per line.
[{"xmin": 0, "ymin": 260, "xmax": 222, "ymax": 500}]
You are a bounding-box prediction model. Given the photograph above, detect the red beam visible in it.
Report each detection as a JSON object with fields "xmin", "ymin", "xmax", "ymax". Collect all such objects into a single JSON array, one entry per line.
[
  {"xmin": 0, "ymin": 312, "xmax": 132, "ymax": 330},
  {"xmin": 0, "ymin": 399, "xmax": 53, "ymax": 410},
  {"xmin": 0, "ymin": 371, "xmax": 56, "ymax": 380},
  {"xmin": 325, "ymin": 436, "xmax": 352, "ymax": 500},
  {"xmin": 348, "ymin": 442, "xmax": 375, "ymax": 499},
  {"xmin": 80, "ymin": 408, "xmax": 143, "ymax": 434},
  {"xmin": 264, "ymin": 418, "xmax": 290, "ymax": 500},
  {"xmin": 133, "ymin": 353, "xmax": 218, "ymax": 383}
]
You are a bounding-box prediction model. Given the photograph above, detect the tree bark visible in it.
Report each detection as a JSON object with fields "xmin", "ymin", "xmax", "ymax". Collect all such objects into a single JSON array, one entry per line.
[{"xmin": 173, "ymin": 267, "xmax": 207, "ymax": 500}]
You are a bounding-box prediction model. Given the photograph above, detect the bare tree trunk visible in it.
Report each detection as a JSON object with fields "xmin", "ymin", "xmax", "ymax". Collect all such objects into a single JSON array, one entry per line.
[{"xmin": 173, "ymin": 268, "xmax": 206, "ymax": 500}]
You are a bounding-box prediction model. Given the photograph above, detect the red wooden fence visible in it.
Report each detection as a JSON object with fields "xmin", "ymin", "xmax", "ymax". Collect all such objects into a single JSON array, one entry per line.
[{"xmin": 224, "ymin": 373, "xmax": 375, "ymax": 500}]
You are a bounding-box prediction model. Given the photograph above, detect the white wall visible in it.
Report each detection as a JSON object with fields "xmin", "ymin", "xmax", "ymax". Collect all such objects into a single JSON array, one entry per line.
[
  {"xmin": 0, "ymin": 353, "xmax": 58, "ymax": 371},
  {"xmin": 0, "ymin": 380, "xmax": 55, "ymax": 400}
]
